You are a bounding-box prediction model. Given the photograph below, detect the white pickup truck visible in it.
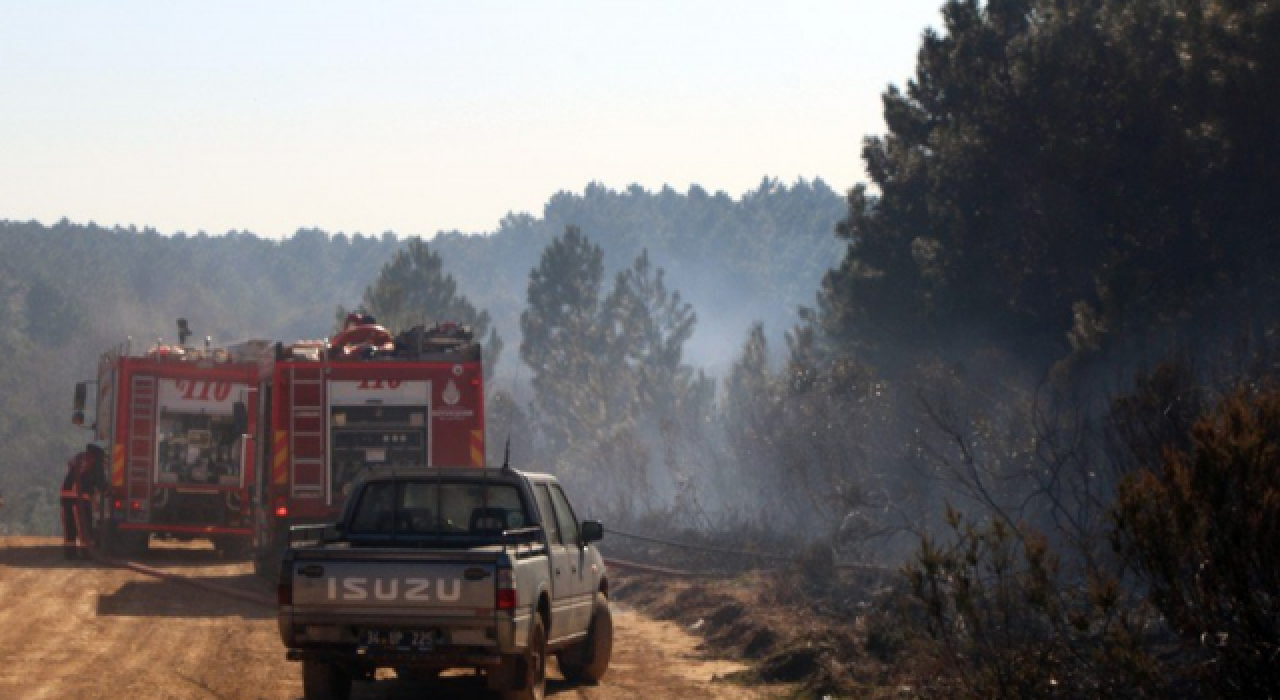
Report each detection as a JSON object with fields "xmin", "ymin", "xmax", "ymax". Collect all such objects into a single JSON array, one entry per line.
[{"xmin": 277, "ymin": 466, "xmax": 612, "ymax": 700}]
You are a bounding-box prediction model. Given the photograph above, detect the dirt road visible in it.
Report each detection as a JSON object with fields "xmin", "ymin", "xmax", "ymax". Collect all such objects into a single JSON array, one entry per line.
[{"xmin": 0, "ymin": 537, "xmax": 769, "ymax": 700}]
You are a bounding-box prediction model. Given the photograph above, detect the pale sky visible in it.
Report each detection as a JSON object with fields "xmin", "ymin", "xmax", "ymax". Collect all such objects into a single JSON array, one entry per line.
[{"xmin": 0, "ymin": 1, "xmax": 943, "ymax": 239}]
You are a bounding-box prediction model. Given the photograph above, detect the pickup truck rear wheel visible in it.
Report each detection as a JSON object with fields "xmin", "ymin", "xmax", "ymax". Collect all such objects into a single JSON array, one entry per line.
[
  {"xmin": 109, "ymin": 531, "xmax": 148, "ymax": 558},
  {"xmin": 502, "ymin": 617, "xmax": 547, "ymax": 700},
  {"xmin": 558, "ymin": 592, "xmax": 613, "ymax": 683},
  {"xmin": 302, "ymin": 660, "xmax": 351, "ymax": 700}
]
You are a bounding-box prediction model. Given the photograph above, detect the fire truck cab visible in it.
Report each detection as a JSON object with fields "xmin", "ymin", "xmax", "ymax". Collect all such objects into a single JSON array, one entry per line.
[{"xmin": 251, "ymin": 317, "xmax": 486, "ymax": 576}]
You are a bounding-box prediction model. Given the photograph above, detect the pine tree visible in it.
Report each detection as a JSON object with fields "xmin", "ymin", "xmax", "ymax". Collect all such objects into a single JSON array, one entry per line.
[
  {"xmin": 521, "ymin": 231, "xmax": 710, "ymax": 513},
  {"xmin": 519, "ymin": 226, "xmax": 606, "ymax": 459},
  {"xmin": 818, "ymin": 0, "xmax": 1280, "ymax": 373},
  {"xmin": 603, "ymin": 250, "xmax": 702, "ymax": 416},
  {"xmin": 484, "ymin": 390, "xmax": 534, "ymax": 467},
  {"xmin": 344, "ymin": 238, "xmax": 503, "ymax": 376}
]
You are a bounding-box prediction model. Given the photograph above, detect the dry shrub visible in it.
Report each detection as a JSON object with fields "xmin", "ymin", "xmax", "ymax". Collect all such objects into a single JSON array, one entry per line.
[
  {"xmin": 1112, "ymin": 385, "xmax": 1280, "ymax": 698},
  {"xmin": 864, "ymin": 610, "xmax": 907, "ymax": 663},
  {"xmin": 902, "ymin": 384, "xmax": 1280, "ymax": 700},
  {"xmin": 903, "ymin": 507, "xmax": 1159, "ymax": 700}
]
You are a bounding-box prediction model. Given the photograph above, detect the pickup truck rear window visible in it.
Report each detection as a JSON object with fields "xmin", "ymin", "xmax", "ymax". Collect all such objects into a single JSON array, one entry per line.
[{"xmin": 348, "ymin": 479, "xmax": 527, "ymax": 536}]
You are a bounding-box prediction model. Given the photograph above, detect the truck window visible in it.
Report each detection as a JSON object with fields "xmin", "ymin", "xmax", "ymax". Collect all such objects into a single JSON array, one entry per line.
[
  {"xmin": 548, "ymin": 485, "xmax": 580, "ymax": 545},
  {"xmin": 350, "ymin": 481, "xmax": 397, "ymax": 534},
  {"xmin": 350, "ymin": 479, "xmax": 527, "ymax": 536},
  {"xmin": 533, "ymin": 484, "xmax": 562, "ymax": 546}
]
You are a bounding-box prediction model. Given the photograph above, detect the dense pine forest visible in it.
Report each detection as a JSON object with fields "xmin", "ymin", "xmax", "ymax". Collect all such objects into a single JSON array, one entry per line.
[
  {"xmin": 0, "ymin": 178, "xmax": 842, "ymax": 534},
  {"xmin": 4, "ymin": 0, "xmax": 1280, "ymax": 696}
]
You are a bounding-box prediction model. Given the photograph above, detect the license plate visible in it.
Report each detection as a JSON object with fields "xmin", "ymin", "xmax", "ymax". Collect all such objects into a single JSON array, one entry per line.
[{"xmin": 360, "ymin": 629, "xmax": 436, "ymax": 650}]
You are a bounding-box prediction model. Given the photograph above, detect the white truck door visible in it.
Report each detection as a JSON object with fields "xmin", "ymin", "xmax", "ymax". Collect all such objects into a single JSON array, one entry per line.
[
  {"xmin": 532, "ymin": 482, "xmax": 574, "ymax": 642},
  {"xmin": 548, "ymin": 483, "xmax": 594, "ymax": 634}
]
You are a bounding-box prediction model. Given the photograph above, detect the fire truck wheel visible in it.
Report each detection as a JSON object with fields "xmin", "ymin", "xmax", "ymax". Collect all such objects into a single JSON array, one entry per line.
[
  {"xmin": 98, "ymin": 523, "xmax": 116, "ymax": 555},
  {"xmin": 110, "ymin": 532, "xmax": 148, "ymax": 558},
  {"xmin": 213, "ymin": 537, "xmax": 250, "ymax": 560},
  {"xmin": 302, "ymin": 660, "xmax": 351, "ymax": 700},
  {"xmin": 253, "ymin": 534, "xmax": 288, "ymax": 583},
  {"xmin": 251, "ymin": 553, "xmax": 270, "ymax": 580},
  {"xmin": 394, "ymin": 667, "xmax": 442, "ymax": 682}
]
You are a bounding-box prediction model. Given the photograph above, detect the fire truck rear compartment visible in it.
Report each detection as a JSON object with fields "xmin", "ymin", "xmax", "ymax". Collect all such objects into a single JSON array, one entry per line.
[{"xmin": 330, "ymin": 404, "xmax": 428, "ymax": 502}]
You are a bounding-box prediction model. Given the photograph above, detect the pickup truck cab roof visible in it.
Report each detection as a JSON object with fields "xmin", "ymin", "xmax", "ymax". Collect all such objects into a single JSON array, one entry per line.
[{"xmin": 353, "ymin": 465, "xmax": 556, "ymax": 483}]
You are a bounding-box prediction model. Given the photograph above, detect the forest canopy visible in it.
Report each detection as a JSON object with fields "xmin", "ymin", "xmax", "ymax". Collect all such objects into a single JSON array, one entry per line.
[
  {"xmin": 0, "ymin": 179, "xmax": 841, "ymax": 534},
  {"xmin": 3, "ymin": 1, "xmax": 1280, "ymax": 694}
]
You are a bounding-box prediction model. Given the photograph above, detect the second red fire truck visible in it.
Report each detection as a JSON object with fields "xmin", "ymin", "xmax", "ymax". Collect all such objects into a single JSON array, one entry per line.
[{"xmin": 250, "ymin": 315, "xmax": 486, "ymax": 574}]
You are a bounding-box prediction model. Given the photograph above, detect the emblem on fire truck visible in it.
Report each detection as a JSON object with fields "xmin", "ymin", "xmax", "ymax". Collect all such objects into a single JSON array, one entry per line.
[{"xmin": 442, "ymin": 380, "xmax": 461, "ymax": 406}]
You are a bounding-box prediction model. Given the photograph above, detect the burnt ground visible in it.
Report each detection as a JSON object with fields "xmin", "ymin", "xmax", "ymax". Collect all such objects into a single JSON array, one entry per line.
[{"xmin": 611, "ymin": 566, "xmax": 911, "ymax": 700}]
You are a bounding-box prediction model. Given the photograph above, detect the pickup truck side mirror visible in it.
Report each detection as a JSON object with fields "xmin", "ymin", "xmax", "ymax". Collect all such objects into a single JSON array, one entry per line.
[{"xmin": 580, "ymin": 520, "xmax": 604, "ymax": 545}]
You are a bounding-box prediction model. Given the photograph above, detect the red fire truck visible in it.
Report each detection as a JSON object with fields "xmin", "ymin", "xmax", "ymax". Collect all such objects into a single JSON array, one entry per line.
[
  {"xmin": 250, "ymin": 316, "xmax": 485, "ymax": 575},
  {"xmin": 72, "ymin": 321, "xmax": 267, "ymax": 556}
]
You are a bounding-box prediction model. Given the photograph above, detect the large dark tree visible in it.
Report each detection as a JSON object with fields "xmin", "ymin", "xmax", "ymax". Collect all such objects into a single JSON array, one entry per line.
[{"xmin": 819, "ymin": 0, "xmax": 1280, "ymax": 374}]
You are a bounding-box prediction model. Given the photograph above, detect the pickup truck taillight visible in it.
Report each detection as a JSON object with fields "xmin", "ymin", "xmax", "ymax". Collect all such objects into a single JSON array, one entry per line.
[{"xmin": 496, "ymin": 568, "xmax": 516, "ymax": 610}]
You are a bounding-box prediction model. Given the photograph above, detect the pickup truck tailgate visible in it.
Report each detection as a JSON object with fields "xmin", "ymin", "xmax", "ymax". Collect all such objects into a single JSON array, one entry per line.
[{"xmin": 290, "ymin": 553, "xmax": 497, "ymax": 613}]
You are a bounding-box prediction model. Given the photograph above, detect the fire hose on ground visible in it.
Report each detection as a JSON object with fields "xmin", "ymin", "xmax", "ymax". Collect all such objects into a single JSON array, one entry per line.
[
  {"xmin": 87, "ymin": 528, "xmax": 890, "ymax": 609},
  {"xmin": 603, "ymin": 527, "xmax": 892, "ymax": 576}
]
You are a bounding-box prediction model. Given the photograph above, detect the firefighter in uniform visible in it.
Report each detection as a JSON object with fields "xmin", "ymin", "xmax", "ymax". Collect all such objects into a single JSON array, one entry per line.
[{"xmin": 60, "ymin": 441, "xmax": 106, "ymax": 560}]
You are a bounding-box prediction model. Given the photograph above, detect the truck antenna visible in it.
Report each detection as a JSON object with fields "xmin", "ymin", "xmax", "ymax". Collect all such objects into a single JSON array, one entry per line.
[{"xmin": 503, "ymin": 357, "xmax": 523, "ymax": 472}]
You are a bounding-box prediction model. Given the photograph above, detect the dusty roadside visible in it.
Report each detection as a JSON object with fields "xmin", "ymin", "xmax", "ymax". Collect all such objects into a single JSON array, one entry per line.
[{"xmin": 0, "ymin": 537, "xmax": 779, "ymax": 699}]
